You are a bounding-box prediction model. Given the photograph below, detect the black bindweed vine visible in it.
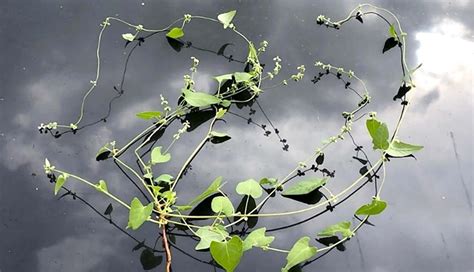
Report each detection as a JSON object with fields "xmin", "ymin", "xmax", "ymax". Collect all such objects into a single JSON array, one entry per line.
[{"xmin": 39, "ymin": 4, "xmax": 424, "ymax": 272}]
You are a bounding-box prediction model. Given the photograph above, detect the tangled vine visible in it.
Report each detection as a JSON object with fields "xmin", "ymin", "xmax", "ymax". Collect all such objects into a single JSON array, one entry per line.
[{"xmin": 40, "ymin": 4, "xmax": 423, "ymax": 272}]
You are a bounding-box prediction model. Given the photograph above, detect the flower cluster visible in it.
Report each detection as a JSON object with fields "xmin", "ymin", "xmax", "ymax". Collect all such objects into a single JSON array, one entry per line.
[
  {"xmin": 183, "ymin": 75, "xmax": 194, "ymax": 89},
  {"xmin": 43, "ymin": 158, "xmax": 55, "ymax": 174},
  {"xmin": 100, "ymin": 18, "xmax": 111, "ymax": 27},
  {"xmin": 258, "ymin": 40, "xmax": 268, "ymax": 53},
  {"xmin": 160, "ymin": 94, "xmax": 171, "ymax": 112},
  {"xmin": 266, "ymin": 56, "xmax": 282, "ymax": 80},
  {"xmin": 173, "ymin": 121, "xmax": 190, "ymax": 140},
  {"xmin": 183, "ymin": 14, "xmax": 192, "ymax": 24},
  {"xmin": 291, "ymin": 65, "xmax": 305, "ymax": 81},
  {"xmin": 38, "ymin": 122, "xmax": 58, "ymax": 134},
  {"xmin": 190, "ymin": 57, "xmax": 199, "ymax": 73}
]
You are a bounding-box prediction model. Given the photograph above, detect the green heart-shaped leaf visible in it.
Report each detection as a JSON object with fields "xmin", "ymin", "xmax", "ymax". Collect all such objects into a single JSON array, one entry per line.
[
  {"xmin": 210, "ymin": 236, "xmax": 243, "ymax": 272},
  {"xmin": 211, "ymin": 196, "xmax": 234, "ymax": 216},
  {"xmin": 151, "ymin": 146, "xmax": 171, "ymax": 164},
  {"xmin": 127, "ymin": 197, "xmax": 154, "ymax": 230},
  {"xmin": 236, "ymin": 179, "xmax": 263, "ymax": 199}
]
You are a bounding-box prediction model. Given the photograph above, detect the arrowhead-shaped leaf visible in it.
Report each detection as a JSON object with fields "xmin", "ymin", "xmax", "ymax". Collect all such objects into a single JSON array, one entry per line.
[
  {"xmin": 195, "ymin": 226, "xmax": 228, "ymax": 250},
  {"xmin": 386, "ymin": 140, "xmax": 423, "ymax": 157},
  {"xmin": 136, "ymin": 111, "xmax": 162, "ymax": 120},
  {"xmin": 355, "ymin": 198, "xmax": 387, "ymax": 215},
  {"xmin": 281, "ymin": 178, "xmax": 327, "ymax": 196},
  {"xmin": 95, "ymin": 179, "xmax": 108, "ymax": 193},
  {"xmin": 96, "ymin": 143, "xmax": 112, "ymax": 161},
  {"xmin": 166, "ymin": 27, "xmax": 184, "ymax": 39},
  {"xmin": 182, "ymin": 89, "xmax": 222, "ymax": 107},
  {"xmin": 366, "ymin": 118, "xmax": 390, "ymax": 150},
  {"xmin": 243, "ymin": 227, "xmax": 275, "ymax": 251},
  {"xmin": 317, "ymin": 221, "xmax": 353, "ymax": 239},
  {"xmin": 54, "ymin": 174, "xmax": 69, "ymax": 195},
  {"xmin": 217, "ymin": 10, "xmax": 237, "ymax": 29},
  {"xmin": 281, "ymin": 237, "xmax": 318, "ymax": 272},
  {"xmin": 183, "ymin": 176, "xmax": 223, "ymax": 209}
]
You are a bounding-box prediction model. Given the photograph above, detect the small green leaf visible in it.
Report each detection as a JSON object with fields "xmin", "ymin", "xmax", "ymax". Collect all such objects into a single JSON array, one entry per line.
[
  {"xmin": 216, "ymin": 108, "xmax": 227, "ymax": 119},
  {"xmin": 210, "ymin": 236, "xmax": 243, "ymax": 272},
  {"xmin": 54, "ymin": 174, "xmax": 69, "ymax": 195},
  {"xmin": 386, "ymin": 140, "xmax": 423, "ymax": 157},
  {"xmin": 317, "ymin": 221, "xmax": 353, "ymax": 239},
  {"xmin": 185, "ymin": 176, "xmax": 223, "ymax": 208},
  {"xmin": 182, "ymin": 88, "xmax": 222, "ymax": 107},
  {"xmin": 166, "ymin": 27, "xmax": 184, "ymax": 39},
  {"xmin": 233, "ymin": 72, "xmax": 253, "ymax": 83},
  {"xmin": 195, "ymin": 226, "xmax": 228, "ymax": 250},
  {"xmin": 122, "ymin": 33, "xmax": 135, "ymax": 41},
  {"xmin": 211, "ymin": 196, "xmax": 234, "ymax": 216},
  {"xmin": 220, "ymin": 100, "xmax": 231, "ymax": 107},
  {"xmin": 236, "ymin": 179, "xmax": 263, "ymax": 199},
  {"xmin": 136, "ymin": 111, "xmax": 162, "ymax": 120},
  {"xmin": 281, "ymin": 178, "xmax": 327, "ymax": 196},
  {"xmin": 127, "ymin": 197, "xmax": 154, "ymax": 230},
  {"xmin": 217, "ymin": 10, "xmax": 237, "ymax": 29},
  {"xmin": 259, "ymin": 177, "xmax": 279, "ymax": 187},
  {"xmin": 154, "ymin": 174, "xmax": 174, "ymax": 184},
  {"xmin": 389, "ymin": 24, "xmax": 397, "ymax": 39},
  {"xmin": 209, "ymin": 131, "xmax": 231, "ymax": 144},
  {"xmin": 95, "ymin": 179, "xmax": 108, "ymax": 193},
  {"xmin": 151, "ymin": 146, "xmax": 171, "ymax": 164},
  {"xmin": 247, "ymin": 42, "xmax": 258, "ymax": 63},
  {"xmin": 355, "ymin": 198, "xmax": 387, "ymax": 216},
  {"xmin": 96, "ymin": 144, "xmax": 111, "ymax": 161},
  {"xmin": 366, "ymin": 118, "xmax": 390, "ymax": 150},
  {"xmin": 281, "ymin": 237, "xmax": 318, "ymax": 272},
  {"xmin": 242, "ymin": 227, "xmax": 274, "ymax": 251},
  {"xmin": 214, "ymin": 74, "xmax": 233, "ymax": 86}
]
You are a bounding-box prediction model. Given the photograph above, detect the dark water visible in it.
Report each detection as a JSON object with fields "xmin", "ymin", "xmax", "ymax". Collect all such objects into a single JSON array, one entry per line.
[{"xmin": 1, "ymin": 1, "xmax": 473, "ymax": 271}]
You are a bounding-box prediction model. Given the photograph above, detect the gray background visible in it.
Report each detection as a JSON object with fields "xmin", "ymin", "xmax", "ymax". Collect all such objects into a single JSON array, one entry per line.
[{"xmin": 0, "ymin": 0, "xmax": 472, "ymax": 271}]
